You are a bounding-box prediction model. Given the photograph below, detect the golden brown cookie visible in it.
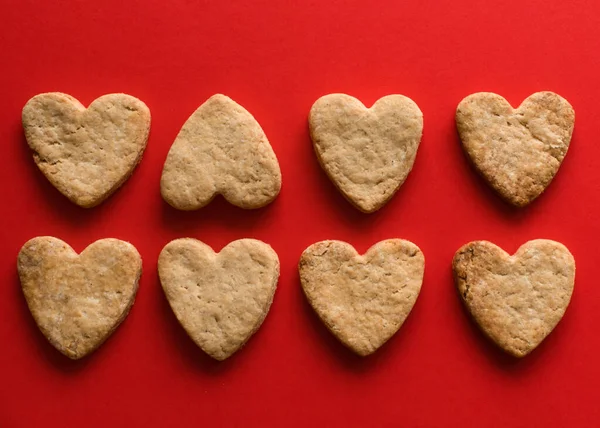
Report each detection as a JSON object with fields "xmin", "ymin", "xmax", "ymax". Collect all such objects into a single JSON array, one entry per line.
[
  {"xmin": 160, "ymin": 94, "xmax": 281, "ymax": 210},
  {"xmin": 299, "ymin": 240, "xmax": 424, "ymax": 356},
  {"xmin": 453, "ymin": 240, "xmax": 575, "ymax": 357},
  {"xmin": 18, "ymin": 237, "xmax": 142, "ymax": 359},
  {"xmin": 22, "ymin": 92, "xmax": 151, "ymax": 208},
  {"xmin": 158, "ymin": 238, "xmax": 279, "ymax": 360},
  {"xmin": 309, "ymin": 94, "xmax": 423, "ymax": 213},
  {"xmin": 456, "ymin": 92, "xmax": 574, "ymax": 206}
]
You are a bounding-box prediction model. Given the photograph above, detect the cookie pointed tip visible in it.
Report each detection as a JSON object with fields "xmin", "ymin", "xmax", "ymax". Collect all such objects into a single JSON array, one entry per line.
[
  {"xmin": 60, "ymin": 347, "xmax": 88, "ymax": 360},
  {"xmin": 504, "ymin": 346, "xmax": 532, "ymax": 358},
  {"xmin": 207, "ymin": 93, "xmax": 233, "ymax": 104},
  {"xmin": 503, "ymin": 192, "xmax": 536, "ymax": 208},
  {"xmin": 208, "ymin": 350, "xmax": 234, "ymax": 361},
  {"xmin": 349, "ymin": 198, "xmax": 381, "ymax": 213},
  {"xmin": 75, "ymin": 197, "xmax": 103, "ymax": 209},
  {"xmin": 354, "ymin": 347, "xmax": 377, "ymax": 357},
  {"xmin": 67, "ymin": 353, "xmax": 86, "ymax": 360}
]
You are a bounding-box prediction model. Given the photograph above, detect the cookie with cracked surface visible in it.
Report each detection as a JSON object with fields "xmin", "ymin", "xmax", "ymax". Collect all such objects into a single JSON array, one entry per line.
[
  {"xmin": 299, "ymin": 240, "xmax": 424, "ymax": 356},
  {"xmin": 456, "ymin": 91, "xmax": 574, "ymax": 207},
  {"xmin": 22, "ymin": 92, "xmax": 151, "ymax": 208},
  {"xmin": 309, "ymin": 94, "xmax": 423, "ymax": 213},
  {"xmin": 160, "ymin": 94, "xmax": 281, "ymax": 210},
  {"xmin": 453, "ymin": 240, "xmax": 575, "ymax": 357},
  {"xmin": 158, "ymin": 238, "xmax": 279, "ymax": 360},
  {"xmin": 18, "ymin": 237, "xmax": 142, "ymax": 359}
]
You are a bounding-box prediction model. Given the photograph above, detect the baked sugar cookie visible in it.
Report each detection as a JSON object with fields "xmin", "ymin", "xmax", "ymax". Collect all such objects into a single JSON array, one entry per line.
[
  {"xmin": 456, "ymin": 92, "xmax": 574, "ymax": 206},
  {"xmin": 453, "ymin": 240, "xmax": 575, "ymax": 357},
  {"xmin": 22, "ymin": 93, "xmax": 151, "ymax": 208},
  {"xmin": 18, "ymin": 237, "xmax": 142, "ymax": 359},
  {"xmin": 160, "ymin": 95, "xmax": 281, "ymax": 210},
  {"xmin": 309, "ymin": 94, "xmax": 423, "ymax": 213},
  {"xmin": 158, "ymin": 238, "xmax": 279, "ymax": 360},
  {"xmin": 299, "ymin": 239, "xmax": 424, "ymax": 356}
]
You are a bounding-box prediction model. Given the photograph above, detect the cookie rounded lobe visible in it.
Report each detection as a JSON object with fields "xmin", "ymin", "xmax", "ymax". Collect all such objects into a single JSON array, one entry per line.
[
  {"xmin": 309, "ymin": 93, "xmax": 423, "ymax": 213},
  {"xmin": 160, "ymin": 94, "xmax": 282, "ymax": 211},
  {"xmin": 18, "ymin": 236, "xmax": 142, "ymax": 359}
]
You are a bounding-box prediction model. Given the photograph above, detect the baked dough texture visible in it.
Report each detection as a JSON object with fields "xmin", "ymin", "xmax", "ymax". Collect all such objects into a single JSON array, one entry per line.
[
  {"xmin": 158, "ymin": 238, "xmax": 280, "ymax": 360},
  {"xmin": 299, "ymin": 239, "xmax": 424, "ymax": 356},
  {"xmin": 161, "ymin": 94, "xmax": 281, "ymax": 210},
  {"xmin": 22, "ymin": 92, "xmax": 151, "ymax": 208},
  {"xmin": 309, "ymin": 94, "xmax": 423, "ymax": 213},
  {"xmin": 18, "ymin": 236, "xmax": 142, "ymax": 359},
  {"xmin": 456, "ymin": 91, "xmax": 574, "ymax": 206},
  {"xmin": 453, "ymin": 239, "xmax": 575, "ymax": 357}
]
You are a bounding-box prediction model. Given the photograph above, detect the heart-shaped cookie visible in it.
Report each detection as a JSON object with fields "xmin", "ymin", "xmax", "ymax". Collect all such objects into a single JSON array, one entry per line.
[
  {"xmin": 456, "ymin": 92, "xmax": 574, "ymax": 206},
  {"xmin": 299, "ymin": 240, "xmax": 424, "ymax": 356},
  {"xmin": 453, "ymin": 240, "xmax": 575, "ymax": 357},
  {"xmin": 17, "ymin": 237, "xmax": 142, "ymax": 359},
  {"xmin": 158, "ymin": 238, "xmax": 279, "ymax": 360},
  {"xmin": 309, "ymin": 94, "xmax": 423, "ymax": 213},
  {"xmin": 160, "ymin": 94, "xmax": 281, "ymax": 210},
  {"xmin": 22, "ymin": 93, "xmax": 151, "ymax": 208}
]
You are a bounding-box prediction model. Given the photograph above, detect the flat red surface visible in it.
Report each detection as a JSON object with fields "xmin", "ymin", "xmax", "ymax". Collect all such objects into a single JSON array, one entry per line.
[{"xmin": 1, "ymin": 0, "xmax": 599, "ymax": 426}]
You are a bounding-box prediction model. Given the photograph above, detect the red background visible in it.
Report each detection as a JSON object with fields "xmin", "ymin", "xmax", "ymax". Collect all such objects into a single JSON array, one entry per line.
[{"xmin": 1, "ymin": 0, "xmax": 599, "ymax": 426}]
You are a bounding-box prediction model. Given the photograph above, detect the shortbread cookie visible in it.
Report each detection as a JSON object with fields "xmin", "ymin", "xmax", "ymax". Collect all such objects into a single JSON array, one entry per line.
[
  {"xmin": 158, "ymin": 238, "xmax": 279, "ymax": 360},
  {"xmin": 456, "ymin": 92, "xmax": 574, "ymax": 206},
  {"xmin": 160, "ymin": 95, "xmax": 281, "ymax": 210},
  {"xmin": 453, "ymin": 240, "xmax": 575, "ymax": 357},
  {"xmin": 299, "ymin": 240, "xmax": 424, "ymax": 356},
  {"xmin": 309, "ymin": 94, "xmax": 423, "ymax": 213},
  {"xmin": 18, "ymin": 237, "xmax": 142, "ymax": 359},
  {"xmin": 22, "ymin": 93, "xmax": 151, "ymax": 208}
]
